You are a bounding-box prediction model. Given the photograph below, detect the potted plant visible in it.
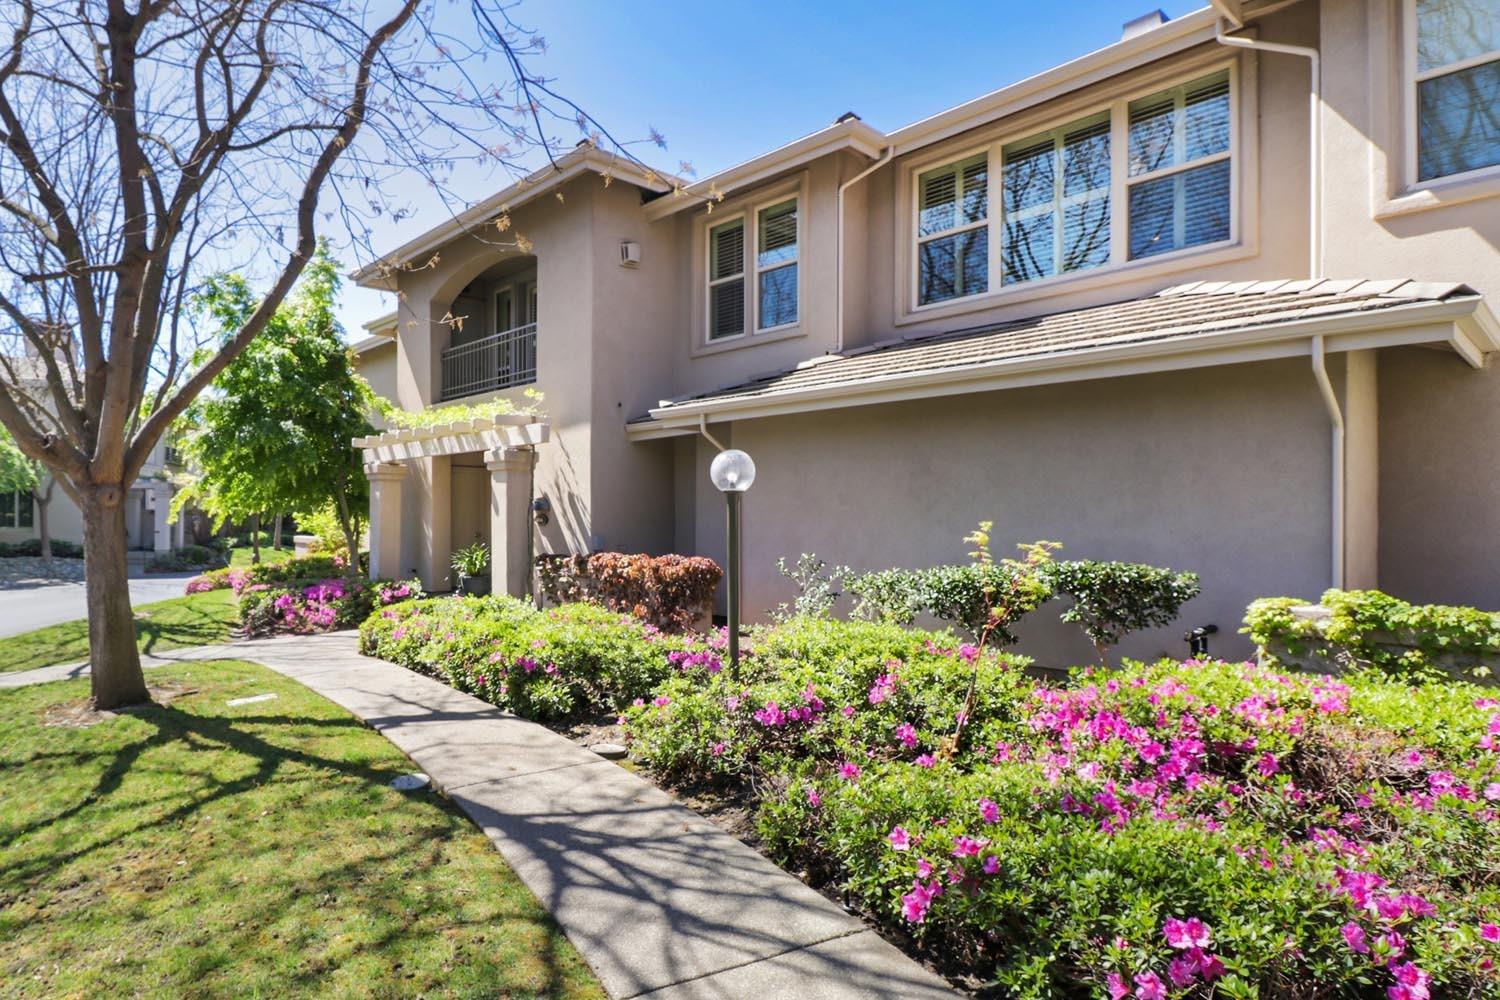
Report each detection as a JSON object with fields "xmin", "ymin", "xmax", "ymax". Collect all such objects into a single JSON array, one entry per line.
[{"xmin": 452, "ymin": 541, "xmax": 492, "ymax": 596}]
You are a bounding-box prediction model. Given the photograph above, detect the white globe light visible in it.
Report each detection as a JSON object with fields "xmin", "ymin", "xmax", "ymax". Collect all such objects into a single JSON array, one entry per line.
[{"xmin": 709, "ymin": 449, "xmax": 756, "ymax": 493}]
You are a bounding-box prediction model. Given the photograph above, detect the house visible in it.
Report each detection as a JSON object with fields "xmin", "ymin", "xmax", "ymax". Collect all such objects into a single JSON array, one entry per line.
[{"xmin": 348, "ymin": 0, "xmax": 1500, "ymax": 665}]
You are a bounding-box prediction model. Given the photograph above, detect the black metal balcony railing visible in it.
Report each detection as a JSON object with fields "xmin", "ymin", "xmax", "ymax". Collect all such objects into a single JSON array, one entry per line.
[{"xmin": 440, "ymin": 322, "xmax": 537, "ymax": 401}]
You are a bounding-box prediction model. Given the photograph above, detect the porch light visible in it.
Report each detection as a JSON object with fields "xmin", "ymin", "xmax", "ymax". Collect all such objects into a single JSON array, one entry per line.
[{"xmin": 710, "ymin": 449, "xmax": 756, "ymax": 671}]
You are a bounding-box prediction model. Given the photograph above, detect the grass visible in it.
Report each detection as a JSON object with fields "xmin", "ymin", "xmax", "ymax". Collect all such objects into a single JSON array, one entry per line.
[
  {"xmin": 0, "ymin": 660, "xmax": 603, "ymax": 999},
  {"xmin": 0, "ymin": 589, "xmax": 240, "ymax": 674},
  {"xmin": 227, "ymin": 544, "xmax": 295, "ymax": 568}
]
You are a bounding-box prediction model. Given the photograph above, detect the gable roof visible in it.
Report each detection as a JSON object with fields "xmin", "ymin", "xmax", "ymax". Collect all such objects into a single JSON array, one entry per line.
[
  {"xmin": 349, "ymin": 144, "xmax": 677, "ymax": 290},
  {"xmin": 628, "ymin": 279, "xmax": 1500, "ymax": 438}
]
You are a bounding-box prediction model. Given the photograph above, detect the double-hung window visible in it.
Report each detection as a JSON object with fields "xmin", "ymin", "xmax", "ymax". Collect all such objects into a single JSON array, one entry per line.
[
  {"xmin": 708, "ymin": 217, "xmax": 746, "ymax": 341},
  {"xmin": 0, "ymin": 489, "xmax": 32, "ymax": 528},
  {"xmin": 917, "ymin": 154, "xmax": 989, "ymax": 305},
  {"xmin": 756, "ymin": 199, "xmax": 799, "ymax": 330},
  {"xmin": 1002, "ymin": 113, "xmax": 1112, "ymax": 284},
  {"xmin": 1412, "ymin": 0, "xmax": 1500, "ymax": 181},
  {"xmin": 1126, "ymin": 71, "xmax": 1232, "ymax": 260}
]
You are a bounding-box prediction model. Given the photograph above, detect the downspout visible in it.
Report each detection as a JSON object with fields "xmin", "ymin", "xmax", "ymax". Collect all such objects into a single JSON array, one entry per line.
[
  {"xmin": 1216, "ymin": 20, "xmax": 1344, "ymax": 588},
  {"xmin": 835, "ymin": 146, "xmax": 894, "ymax": 352},
  {"xmin": 697, "ymin": 414, "xmax": 726, "ymax": 451}
]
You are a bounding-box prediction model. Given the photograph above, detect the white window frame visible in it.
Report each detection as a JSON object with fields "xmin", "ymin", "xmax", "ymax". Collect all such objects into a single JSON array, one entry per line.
[
  {"xmin": 705, "ymin": 212, "xmax": 748, "ymax": 343},
  {"xmin": 1000, "ymin": 112, "xmax": 1113, "ymax": 285},
  {"xmin": 901, "ymin": 59, "xmax": 1242, "ymax": 319},
  {"xmin": 753, "ymin": 196, "xmax": 801, "ymax": 333},
  {"xmin": 916, "ymin": 152, "xmax": 991, "ymax": 306},
  {"xmin": 1403, "ymin": 0, "xmax": 1500, "ymax": 189}
]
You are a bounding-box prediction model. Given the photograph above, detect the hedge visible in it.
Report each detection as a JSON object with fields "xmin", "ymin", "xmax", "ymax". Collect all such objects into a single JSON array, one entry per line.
[{"xmin": 535, "ymin": 552, "xmax": 721, "ymax": 631}]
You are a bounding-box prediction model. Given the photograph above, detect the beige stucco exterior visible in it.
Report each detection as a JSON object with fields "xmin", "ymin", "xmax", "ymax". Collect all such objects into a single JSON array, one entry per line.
[{"xmin": 353, "ymin": 0, "xmax": 1500, "ymax": 665}]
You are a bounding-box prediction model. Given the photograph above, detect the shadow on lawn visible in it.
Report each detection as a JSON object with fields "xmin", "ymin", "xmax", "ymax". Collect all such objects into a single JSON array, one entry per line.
[{"xmin": 1, "ymin": 696, "xmax": 584, "ymax": 998}]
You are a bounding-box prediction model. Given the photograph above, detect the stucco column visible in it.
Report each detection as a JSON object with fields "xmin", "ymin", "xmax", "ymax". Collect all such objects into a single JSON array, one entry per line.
[
  {"xmin": 365, "ymin": 461, "xmax": 407, "ymax": 581},
  {"xmin": 1343, "ymin": 350, "xmax": 1379, "ymax": 589},
  {"xmin": 150, "ymin": 482, "xmax": 173, "ymax": 552},
  {"xmin": 485, "ymin": 446, "xmax": 535, "ymax": 598}
]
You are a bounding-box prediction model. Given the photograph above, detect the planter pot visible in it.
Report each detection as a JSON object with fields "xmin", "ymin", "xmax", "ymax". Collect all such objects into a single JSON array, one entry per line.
[{"xmin": 458, "ymin": 573, "xmax": 492, "ymax": 597}]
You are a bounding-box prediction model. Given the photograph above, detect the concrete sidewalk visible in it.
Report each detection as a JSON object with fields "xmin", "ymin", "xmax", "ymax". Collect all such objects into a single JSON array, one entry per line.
[{"xmin": 1, "ymin": 632, "xmax": 958, "ymax": 1000}]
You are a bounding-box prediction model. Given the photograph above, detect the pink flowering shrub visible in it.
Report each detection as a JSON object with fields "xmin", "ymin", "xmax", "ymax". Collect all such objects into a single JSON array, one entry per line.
[
  {"xmin": 183, "ymin": 566, "xmax": 249, "ymax": 594},
  {"xmin": 240, "ymin": 573, "xmax": 419, "ymax": 636},
  {"xmin": 738, "ymin": 659, "xmax": 1500, "ymax": 997},
  {"xmin": 358, "ymin": 596, "xmax": 704, "ymax": 722},
  {"xmin": 623, "ymin": 617, "xmax": 1031, "ymax": 783}
]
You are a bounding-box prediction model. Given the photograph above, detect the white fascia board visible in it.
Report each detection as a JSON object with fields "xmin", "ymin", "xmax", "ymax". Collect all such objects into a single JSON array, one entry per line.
[
  {"xmin": 362, "ymin": 310, "xmax": 399, "ymax": 333},
  {"xmin": 643, "ymin": 121, "xmax": 887, "ymax": 221},
  {"xmin": 627, "ymin": 299, "xmax": 1486, "ymax": 440},
  {"xmin": 349, "ymin": 333, "xmax": 394, "ymax": 356},
  {"xmin": 884, "ymin": 8, "xmax": 1222, "ymax": 157},
  {"xmin": 351, "ymin": 150, "xmax": 675, "ymax": 289},
  {"xmin": 1209, "ymin": 0, "xmax": 1245, "ymax": 26}
]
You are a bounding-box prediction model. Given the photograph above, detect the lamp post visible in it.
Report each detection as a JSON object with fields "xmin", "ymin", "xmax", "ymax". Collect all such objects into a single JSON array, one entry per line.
[{"xmin": 709, "ymin": 448, "xmax": 756, "ymax": 672}]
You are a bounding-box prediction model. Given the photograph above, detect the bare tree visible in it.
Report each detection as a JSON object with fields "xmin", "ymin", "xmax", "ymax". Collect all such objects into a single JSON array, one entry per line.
[{"xmin": 0, "ymin": 0, "xmax": 673, "ymax": 709}]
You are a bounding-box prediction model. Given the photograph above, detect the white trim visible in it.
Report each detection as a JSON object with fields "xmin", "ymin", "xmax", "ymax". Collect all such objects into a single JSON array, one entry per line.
[
  {"xmin": 353, "ymin": 414, "xmax": 550, "ymax": 463},
  {"xmin": 705, "ymin": 212, "xmax": 748, "ymax": 344},
  {"xmin": 628, "ymin": 297, "xmax": 1495, "ymax": 439},
  {"xmin": 898, "ymin": 59, "xmax": 1243, "ymax": 322}
]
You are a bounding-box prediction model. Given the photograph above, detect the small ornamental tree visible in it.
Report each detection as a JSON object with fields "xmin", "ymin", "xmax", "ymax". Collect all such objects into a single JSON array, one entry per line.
[
  {"xmin": 0, "ymin": 425, "xmax": 55, "ymax": 564},
  {"xmin": 175, "ymin": 245, "xmax": 374, "ymax": 564},
  {"xmin": 1047, "ymin": 559, "xmax": 1201, "ymax": 665}
]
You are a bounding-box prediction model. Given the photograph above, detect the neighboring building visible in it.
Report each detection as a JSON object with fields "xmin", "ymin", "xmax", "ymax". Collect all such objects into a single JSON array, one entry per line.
[{"xmin": 349, "ymin": 0, "xmax": 1500, "ymax": 665}]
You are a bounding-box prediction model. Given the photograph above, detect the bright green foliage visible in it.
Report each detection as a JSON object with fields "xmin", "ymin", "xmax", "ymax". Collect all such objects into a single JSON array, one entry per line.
[
  {"xmin": 360, "ymin": 597, "xmax": 696, "ymax": 722},
  {"xmin": 381, "ymin": 389, "xmax": 542, "ymax": 429},
  {"xmin": 0, "ymin": 426, "xmax": 37, "ymax": 492},
  {"xmin": 175, "ymin": 244, "xmax": 374, "ymax": 557},
  {"xmin": 1046, "ymin": 560, "xmax": 1201, "ymax": 664},
  {"xmin": 1246, "ymin": 589, "xmax": 1500, "ymax": 683},
  {"xmin": 0, "ymin": 661, "xmax": 603, "ymax": 998},
  {"xmin": 451, "ymin": 541, "xmax": 491, "ymax": 578}
]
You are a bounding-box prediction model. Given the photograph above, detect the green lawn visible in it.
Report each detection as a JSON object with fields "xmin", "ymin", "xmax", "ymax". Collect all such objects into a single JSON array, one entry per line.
[
  {"xmin": 0, "ymin": 589, "xmax": 240, "ymax": 674},
  {"xmin": 0, "ymin": 661, "xmax": 602, "ymax": 999},
  {"xmin": 227, "ymin": 544, "xmax": 295, "ymax": 568}
]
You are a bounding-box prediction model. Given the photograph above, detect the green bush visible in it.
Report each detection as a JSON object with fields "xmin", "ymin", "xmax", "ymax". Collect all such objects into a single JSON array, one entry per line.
[
  {"xmin": 1045, "ymin": 560, "xmax": 1201, "ymax": 665},
  {"xmin": 239, "ymin": 575, "xmax": 417, "ymax": 636},
  {"xmin": 0, "ymin": 538, "xmax": 84, "ymax": 559},
  {"xmin": 360, "ymin": 596, "xmax": 697, "ymax": 722},
  {"xmin": 243, "ymin": 553, "xmax": 359, "ymax": 589},
  {"xmin": 1246, "ymin": 589, "xmax": 1500, "ymax": 683}
]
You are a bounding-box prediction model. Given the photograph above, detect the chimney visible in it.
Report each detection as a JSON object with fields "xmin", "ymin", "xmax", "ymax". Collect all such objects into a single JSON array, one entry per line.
[{"xmin": 1122, "ymin": 9, "xmax": 1168, "ymax": 40}]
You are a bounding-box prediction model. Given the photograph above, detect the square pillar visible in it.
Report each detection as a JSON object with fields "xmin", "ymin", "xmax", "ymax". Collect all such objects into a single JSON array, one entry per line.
[
  {"xmin": 150, "ymin": 483, "xmax": 173, "ymax": 553},
  {"xmin": 366, "ymin": 461, "xmax": 407, "ymax": 581},
  {"xmin": 485, "ymin": 447, "xmax": 536, "ymax": 598}
]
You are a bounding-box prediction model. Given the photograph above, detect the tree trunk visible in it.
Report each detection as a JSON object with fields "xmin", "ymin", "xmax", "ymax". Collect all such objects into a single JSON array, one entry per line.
[
  {"xmin": 82, "ymin": 486, "xmax": 148, "ymax": 710},
  {"xmin": 35, "ymin": 477, "xmax": 54, "ymax": 567},
  {"xmin": 333, "ymin": 480, "xmax": 361, "ymax": 575},
  {"xmin": 272, "ymin": 513, "xmax": 283, "ymax": 551},
  {"xmin": 249, "ymin": 513, "xmax": 261, "ymax": 564}
]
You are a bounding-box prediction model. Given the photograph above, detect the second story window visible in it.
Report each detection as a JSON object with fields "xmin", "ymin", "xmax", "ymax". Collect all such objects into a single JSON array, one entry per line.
[
  {"xmin": 1126, "ymin": 71, "xmax": 1231, "ymax": 259},
  {"xmin": 708, "ymin": 217, "xmax": 746, "ymax": 340},
  {"xmin": 1413, "ymin": 0, "xmax": 1500, "ymax": 181},
  {"xmin": 756, "ymin": 199, "xmax": 799, "ymax": 330},
  {"xmin": 917, "ymin": 154, "xmax": 989, "ymax": 305},
  {"xmin": 1002, "ymin": 114, "xmax": 1111, "ymax": 284}
]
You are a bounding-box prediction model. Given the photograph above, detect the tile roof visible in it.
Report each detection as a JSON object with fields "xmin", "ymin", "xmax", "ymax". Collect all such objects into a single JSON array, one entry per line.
[{"xmin": 642, "ymin": 279, "xmax": 1479, "ymax": 420}]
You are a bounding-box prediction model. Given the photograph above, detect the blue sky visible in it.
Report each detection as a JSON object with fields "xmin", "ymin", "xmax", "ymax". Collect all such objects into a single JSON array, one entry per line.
[{"xmin": 339, "ymin": 0, "xmax": 1207, "ymax": 335}]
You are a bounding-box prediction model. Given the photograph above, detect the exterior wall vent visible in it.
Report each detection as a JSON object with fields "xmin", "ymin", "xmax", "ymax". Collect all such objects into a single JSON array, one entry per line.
[
  {"xmin": 1122, "ymin": 9, "xmax": 1168, "ymax": 40},
  {"xmin": 619, "ymin": 240, "xmax": 641, "ymax": 268}
]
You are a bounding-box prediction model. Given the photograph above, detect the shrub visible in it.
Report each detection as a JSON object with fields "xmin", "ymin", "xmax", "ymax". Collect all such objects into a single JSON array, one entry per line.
[
  {"xmin": 184, "ymin": 566, "xmax": 248, "ymax": 594},
  {"xmin": 451, "ymin": 541, "xmax": 490, "ymax": 578},
  {"xmin": 242, "ymin": 553, "xmax": 358, "ymax": 590},
  {"xmin": 535, "ymin": 552, "xmax": 722, "ymax": 631},
  {"xmin": 1045, "ymin": 560, "xmax": 1201, "ymax": 665},
  {"xmin": 360, "ymin": 596, "xmax": 697, "ymax": 722},
  {"xmin": 240, "ymin": 575, "xmax": 419, "ymax": 636},
  {"xmin": 769, "ymin": 553, "xmax": 846, "ymax": 622},
  {"xmin": 624, "ymin": 617, "xmax": 1032, "ymax": 784},
  {"xmin": 1247, "ymin": 589, "xmax": 1500, "ymax": 683},
  {"xmin": 735, "ymin": 659, "xmax": 1500, "ymax": 998},
  {"xmin": 0, "ymin": 538, "xmax": 84, "ymax": 559},
  {"xmin": 146, "ymin": 543, "xmax": 223, "ymax": 573}
]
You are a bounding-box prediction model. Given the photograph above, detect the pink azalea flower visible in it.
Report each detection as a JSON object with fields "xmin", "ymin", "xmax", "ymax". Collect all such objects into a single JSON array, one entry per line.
[
  {"xmin": 838, "ymin": 761, "xmax": 862, "ymax": 782},
  {"xmin": 1482, "ymin": 923, "xmax": 1500, "ymax": 942},
  {"xmin": 1134, "ymin": 970, "xmax": 1166, "ymax": 1000},
  {"xmin": 1167, "ymin": 952, "xmax": 1199, "ymax": 987},
  {"xmin": 888, "ymin": 826, "xmax": 911, "ymax": 851},
  {"xmin": 710, "ymin": 742, "xmax": 725, "ymax": 757},
  {"xmin": 1342, "ymin": 922, "xmax": 1369, "ymax": 954},
  {"xmin": 978, "ymin": 797, "xmax": 1000, "ymax": 824},
  {"xmin": 806, "ymin": 787, "xmax": 821, "ymax": 808},
  {"xmin": 1106, "ymin": 973, "xmax": 1130, "ymax": 1000},
  {"xmin": 950, "ymin": 835, "xmax": 986, "ymax": 857},
  {"xmin": 1163, "ymin": 916, "xmax": 1213, "ymax": 950},
  {"xmin": 896, "ymin": 722, "xmax": 919, "ymax": 748},
  {"xmin": 915, "ymin": 754, "xmax": 936, "ymax": 768},
  {"xmin": 916, "ymin": 858, "xmax": 934, "ymax": 878},
  {"xmin": 1388, "ymin": 962, "xmax": 1431, "ymax": 1000},
  {"xmin": 1256, "ymin": 752, "xmax": 1280, "ymax": 777},
  {"xmin": 982, "ymin": 855, "xmax": 999, "ymax": 874}
]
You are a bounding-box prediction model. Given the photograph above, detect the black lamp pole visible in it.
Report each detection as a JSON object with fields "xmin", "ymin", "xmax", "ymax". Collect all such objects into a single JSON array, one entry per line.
[{"xmin": 726, "ymin": 489, "xmax": 742, "ymax": 671}]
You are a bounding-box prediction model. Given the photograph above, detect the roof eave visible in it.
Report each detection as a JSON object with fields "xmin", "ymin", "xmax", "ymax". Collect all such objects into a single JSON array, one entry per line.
[
  {"xmin": 628, "ymin": 297, "xmax": 1489, "ymax": 440},
  {"xmin": 643, "ymin": 119, "xmax": 887, "ymax": 221},
  {"xmin": 350, "ymin": 148, "xmax": 676, "ymax": 289}
]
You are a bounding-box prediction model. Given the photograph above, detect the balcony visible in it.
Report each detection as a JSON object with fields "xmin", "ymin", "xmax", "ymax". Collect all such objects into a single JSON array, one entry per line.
[{"xmin": 440, "ymin": 322, "xmax": 537, "ymax": 401}]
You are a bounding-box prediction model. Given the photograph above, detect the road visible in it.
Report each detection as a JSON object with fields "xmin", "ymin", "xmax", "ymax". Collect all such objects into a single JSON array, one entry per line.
[{"xmin": 0, "ymin": 574, "xmax": 199, "ymax": 639}]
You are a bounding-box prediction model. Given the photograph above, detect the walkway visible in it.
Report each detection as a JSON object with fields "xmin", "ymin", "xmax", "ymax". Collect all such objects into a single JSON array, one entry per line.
[{"xmin": 1, "ymin": 633, "xmax": 957, "ymax": 1000}]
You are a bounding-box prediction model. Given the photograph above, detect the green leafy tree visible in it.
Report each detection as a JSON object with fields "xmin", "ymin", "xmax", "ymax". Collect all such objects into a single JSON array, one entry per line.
[
  {"xmin": 175, "ymin": 246, "xmax": 374, "ymax": 565},
  {"xmin": 0, "ymin": 425, "xmax": 56, "ymax": 564}
]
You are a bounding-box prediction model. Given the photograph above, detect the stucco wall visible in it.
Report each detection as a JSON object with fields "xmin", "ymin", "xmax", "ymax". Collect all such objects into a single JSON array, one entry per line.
[{"xmin": 698, "ymin": 357, "xmax": 1336, "ymax": 667}]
